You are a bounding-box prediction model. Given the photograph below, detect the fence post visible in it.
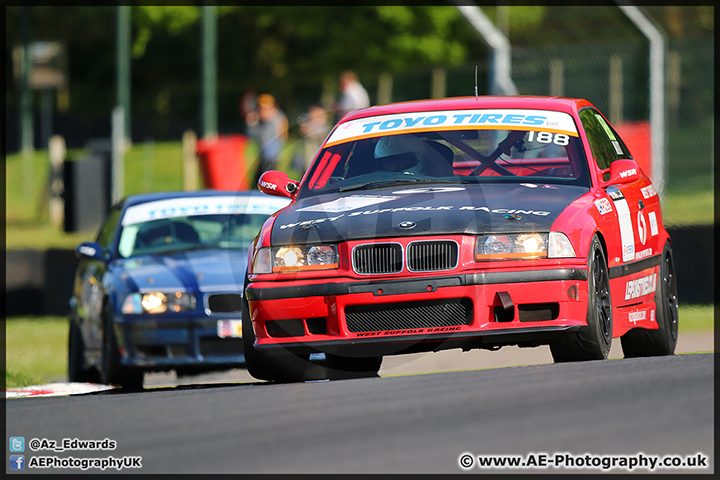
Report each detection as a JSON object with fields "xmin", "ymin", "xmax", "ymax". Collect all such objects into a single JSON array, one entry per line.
[
  {"xmin": 609, "ymin": 55, "xmax": 623, "ymax": 125},
  {"xmin": 667, "ymin": 50, "xmax": 681, "ymax": 126},
  {"xmin": 617, "ymin": 4, "xmax": 666, "ymax": 196},
  {"xmin": 183, "ymin": 130, "xmax": 199, "ymax": 191},
  {"xmin": 549, "ymin": 58, "xmax": 564, "ymax": 97},
  {"xmin": 48, "ymin": 135, "xmax": 66, "ymax": 227},
  {"xmin": 454, "ymin": 3, "xmax": 518, "ymax": 95},
  {"xmin": 431, "ymin": 67, "xmax": 447, "ymax": 99},
  {"xmin": 321, "ymin": 75, "xmax": 335, "ymax": 112},
  {"xmin": 377, "ymin": 73, "xmax": 393, "ymax": 105},
  {"xmin": 111, "ymin": 106, "xmax": 125, "ymax": 204}
]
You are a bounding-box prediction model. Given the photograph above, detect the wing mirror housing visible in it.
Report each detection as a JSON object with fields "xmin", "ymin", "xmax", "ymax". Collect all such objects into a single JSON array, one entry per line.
[
  {"xmin": 258, "ymin": 170, "xmax": 299, "ymax": 199},
  {"xmin": 601, "ymin": 159, "xmax": 641, "ymax": 187},
  {"xmin": 76, "ymin": 242, "xmax": 106, "ymax": 261}
]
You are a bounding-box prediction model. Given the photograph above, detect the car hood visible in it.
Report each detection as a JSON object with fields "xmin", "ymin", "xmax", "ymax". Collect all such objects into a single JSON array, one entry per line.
[
  {"xmin": 116, "ymin": 248, "xmax": 248, "ymax": 293},
  {"xmin": 271, "ymin": 183, "xmax": 589, "ymax": 245}
]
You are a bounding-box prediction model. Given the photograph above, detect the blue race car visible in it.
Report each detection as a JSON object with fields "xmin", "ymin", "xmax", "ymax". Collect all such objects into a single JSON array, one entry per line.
[{"xmin": 67, "ymin": 190, "xmax": 290, "ymax": 389}]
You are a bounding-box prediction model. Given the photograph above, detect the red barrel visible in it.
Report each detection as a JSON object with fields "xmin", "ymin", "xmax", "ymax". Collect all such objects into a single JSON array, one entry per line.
[{"xmin": 196, "ymin": 134, "xmax": 250, "ymax": 191}]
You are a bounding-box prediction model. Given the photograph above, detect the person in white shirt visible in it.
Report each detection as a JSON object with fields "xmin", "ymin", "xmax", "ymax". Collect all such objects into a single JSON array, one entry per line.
[{"xmin": 334, "ymin": 71, "xmax": 370, "ymax": 119}]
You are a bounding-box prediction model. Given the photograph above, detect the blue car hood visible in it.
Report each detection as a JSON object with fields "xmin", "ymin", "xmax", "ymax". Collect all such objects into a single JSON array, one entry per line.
[
  {"xmin": 271, "ymin": 183, "xmax": 589, "ymax": 245},
  {"xmin": 116, "ymin": 248, "xmax": 248, "ymax": 293}
]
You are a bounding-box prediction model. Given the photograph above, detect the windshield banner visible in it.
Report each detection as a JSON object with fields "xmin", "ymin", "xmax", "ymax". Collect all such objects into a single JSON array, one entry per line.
[
  {"xmin": 326, "ymin": 109, "xmax": 579, "ymax": 147},
  {"xmin": 122, "ymin": 196, "xmax": 290, "ymax": 225}
]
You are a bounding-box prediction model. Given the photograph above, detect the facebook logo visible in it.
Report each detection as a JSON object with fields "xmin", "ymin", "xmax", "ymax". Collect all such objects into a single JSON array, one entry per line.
[
  {"xmin": 9, "ymin": 437, "xmax": 25, "ymax": 452},
  {"xmin": 9, "ymin": 455, "xmax": 25, "ymax": 470}
]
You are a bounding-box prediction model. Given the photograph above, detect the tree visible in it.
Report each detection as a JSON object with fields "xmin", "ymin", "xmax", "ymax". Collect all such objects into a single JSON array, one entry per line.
[{"xmin": 4, "ymin": 5, "xmax": 713, "ymax": 149}]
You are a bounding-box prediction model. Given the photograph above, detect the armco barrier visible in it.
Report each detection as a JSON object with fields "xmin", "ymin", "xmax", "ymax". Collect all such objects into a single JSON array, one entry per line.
[
  {"xmin": 3, "ymin": 226, "xmax": 714, "ymax": 317},
  {"xmin": 5, "ymin": 250, "xmax": 45, "ymax": 316},
  {"xmin": 665, "ymin": 225, "xmax": 714, "ymax": 305}
]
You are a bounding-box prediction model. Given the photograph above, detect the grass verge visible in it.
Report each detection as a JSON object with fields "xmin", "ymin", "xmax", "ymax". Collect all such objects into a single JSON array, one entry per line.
[
  {"xmin": 6, "ymin": 316, "xmax": 69, "ymax": 388},
  {"xmin": 660, "ymin": 189, "xmax": 714, "ymax": 228},
  {"xmin": 5, "ymin": 304, "xmax": 715, "ymax": 389}
]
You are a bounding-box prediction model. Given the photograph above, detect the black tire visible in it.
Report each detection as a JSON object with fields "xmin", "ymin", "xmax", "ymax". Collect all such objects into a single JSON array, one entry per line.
[
  {"xmin": 621, "ymin": 241, "xmax": 679, "ymax": 357},
  {"xmin": 550, "ymin": 236, "xmax": 613, "ymax": 362},
  {"xmin": 68, "ymin": 319, "xmax": 99, "ymax": 383},
  {"xmin": 242, "ymin": 295, "xmax": 312, "ymax": 383},
  {"xmin": 100, "ymin": 303, "xmax": 144, "ymax": 390},
  {"xmin": 325, "ymin": 354, "xmax": 382, "ymax": 380}
]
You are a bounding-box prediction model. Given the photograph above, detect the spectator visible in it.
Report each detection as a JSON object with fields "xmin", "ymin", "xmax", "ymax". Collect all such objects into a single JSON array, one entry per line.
[
  {"xmin": 292, "ymin": 105, "xmax": 331, "ymax": 173},
  {"xmin": 239, "ymin": 87, "xmax": 258, "ymax": 120},
  {"xmin": 245, "ymin": 94, "xmax": 289, "ymax": 187},
  {"xmin": 334, "ymin": 71, "xmax": 370, "ymax": 119}
]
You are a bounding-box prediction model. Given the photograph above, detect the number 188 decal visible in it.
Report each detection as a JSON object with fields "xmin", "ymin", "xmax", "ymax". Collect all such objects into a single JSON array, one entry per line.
[{"xmin": 527, "ymin": 131, "xmax": 569, "ymax": 146}]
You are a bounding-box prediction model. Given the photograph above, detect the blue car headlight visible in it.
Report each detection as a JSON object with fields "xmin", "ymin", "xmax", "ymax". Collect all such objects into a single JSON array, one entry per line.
[{"xmin": 121, "ymin": 292, "xmax": 197, "ymax": 314}]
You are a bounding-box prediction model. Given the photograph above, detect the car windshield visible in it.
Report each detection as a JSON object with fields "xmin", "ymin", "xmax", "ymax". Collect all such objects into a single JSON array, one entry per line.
[
  {"xmin": 117, "ymin": 213, "xmax": 270, "ymax": 258},
  {"xmin": 299, "ymin": 109, "xmax": 590, "ymax": 198}
]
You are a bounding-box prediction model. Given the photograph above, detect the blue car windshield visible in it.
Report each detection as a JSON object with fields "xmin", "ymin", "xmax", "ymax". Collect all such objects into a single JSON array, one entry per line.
[{"xmin": 117, "ymin": 213, "xmax": 268, "ymax": 258}]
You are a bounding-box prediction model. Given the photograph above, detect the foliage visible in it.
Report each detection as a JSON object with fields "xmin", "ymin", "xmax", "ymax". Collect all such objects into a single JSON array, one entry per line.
[
  {"xmin": 4, "ymin": 6, "xmax": 713, "ymax": 148},
  {"xmin": 133, "ymin": 6, "xmax": 202, "ymax": 58}
]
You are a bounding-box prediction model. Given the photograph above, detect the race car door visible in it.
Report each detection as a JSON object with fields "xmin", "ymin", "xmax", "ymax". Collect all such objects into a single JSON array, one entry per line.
[{"xmin": 579, "ymin": 108, "xmax": 660, "ymax": 310}]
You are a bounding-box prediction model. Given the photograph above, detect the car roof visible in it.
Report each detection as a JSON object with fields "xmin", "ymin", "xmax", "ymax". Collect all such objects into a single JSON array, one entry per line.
[
  {"xmin": 338, "ymin": 95, "xmax": 594, "ymax": 123},
  {"xmin": 121, "ymin": 190, "xmax": 271, "ymax": 209}
]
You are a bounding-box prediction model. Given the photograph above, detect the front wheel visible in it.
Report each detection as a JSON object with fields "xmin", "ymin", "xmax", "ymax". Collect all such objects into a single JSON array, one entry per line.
[
  {"xmin": 100, "ymin": 303, "xmax": 144, "ymax": 390},
  {"xmin": 68, "ymin": 319, "xmax": 99, "ymax": 383},
  {"xmin": 550, "ymin": 236, "xmax": 613, "ymax": 362},
  {"xmin": 242, "ymin": 295, "xmax": 312, "ymax": 383},
  {"xmin": 621, "ymin": 241, "xmax": 678, "ymax": 357}
]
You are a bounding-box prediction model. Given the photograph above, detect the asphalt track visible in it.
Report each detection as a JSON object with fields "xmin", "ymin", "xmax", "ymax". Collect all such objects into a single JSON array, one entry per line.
[{"xmin": 5, "ymin": 352, "xmax": 714, "ymax": 474}]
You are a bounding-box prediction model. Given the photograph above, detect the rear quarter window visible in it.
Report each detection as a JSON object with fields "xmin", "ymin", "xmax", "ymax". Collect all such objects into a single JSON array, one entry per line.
[{"xmin": 579, "ymin": 108, "xmax": 633, "ymax": 170}]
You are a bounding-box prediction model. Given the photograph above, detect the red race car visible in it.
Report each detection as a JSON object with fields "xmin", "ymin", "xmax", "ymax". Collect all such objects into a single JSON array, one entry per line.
[{"xmin": 243, "ymin": 96, "xmax": 678, "ymax": 382}]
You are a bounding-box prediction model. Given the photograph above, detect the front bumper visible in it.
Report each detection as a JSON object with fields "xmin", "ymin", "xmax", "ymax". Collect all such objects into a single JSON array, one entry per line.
[
  {"xmin": 112, "ymin": 314, "xmax": 245, "ymax": 370},
  {"xmin": 246, "ymin": 267, "xmax": 590, "ymax": 357}
]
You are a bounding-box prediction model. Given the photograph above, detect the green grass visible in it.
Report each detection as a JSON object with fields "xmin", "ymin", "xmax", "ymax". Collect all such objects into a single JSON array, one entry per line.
[
  {"xmin": 4, "ymin": 305, "xmax": 715, "ymax": 388},
  {"xmin": 677, "ymin": 304, "xmax": 716, "ymax": 332},
  {"xmin": 660, "ymin": 189, "xmax": 714, "ymax": 228},
  {"xmin": 123, "ymin": 141, "xmax": 187, "ymax": 196},
  {"xmin": 6, "ymin": 371, "xmax": 43, "ymax": 389},
  {"xmin": 6, "ymin": 316, "xmax": 70, "ymax": 387}
]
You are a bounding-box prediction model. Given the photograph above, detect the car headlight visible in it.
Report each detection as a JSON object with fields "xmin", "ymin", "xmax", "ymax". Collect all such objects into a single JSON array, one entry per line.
[
  {"xmin": 121, "ymin": 292, "xmax": 196, "ymax": 314},
  {"xmin": 476, "ymin": 233, "xmax": 548, "ymax": 260},
  {"xmin": 272, "ymin": 245, "xmax": 339, "ymax": 272}
]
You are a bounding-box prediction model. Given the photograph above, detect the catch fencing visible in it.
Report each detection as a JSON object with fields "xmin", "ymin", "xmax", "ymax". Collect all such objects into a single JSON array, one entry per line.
[
  {"xmin": 511, "ymin": 35, "xmax": 713, "ymax": 194},
  {"xmin": 368, "ymin": 35, "xmax": 713, "ymax": 195}
]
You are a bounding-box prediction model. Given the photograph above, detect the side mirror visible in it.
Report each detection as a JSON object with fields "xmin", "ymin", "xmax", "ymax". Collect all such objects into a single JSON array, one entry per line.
[
  {"xmin": 258, "ymin": 170, "xmax": 299, "ymax": 199},
  {"xmin": 601, "ymin": 159, "xmax": 641, "ymax": 187},
  {"xmin": 76, "ymin": 242, "xmax": 106, "ymax": 261}
]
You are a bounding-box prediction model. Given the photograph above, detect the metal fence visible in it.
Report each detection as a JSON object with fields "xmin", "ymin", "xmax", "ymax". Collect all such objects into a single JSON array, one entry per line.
[
  {"xmin": 512, "ymin": 35, "xmax": 713, "ymax": 194},
  {"xmin": 366, "ymin": 35, "xmax": 713, "ymax": 195}
]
